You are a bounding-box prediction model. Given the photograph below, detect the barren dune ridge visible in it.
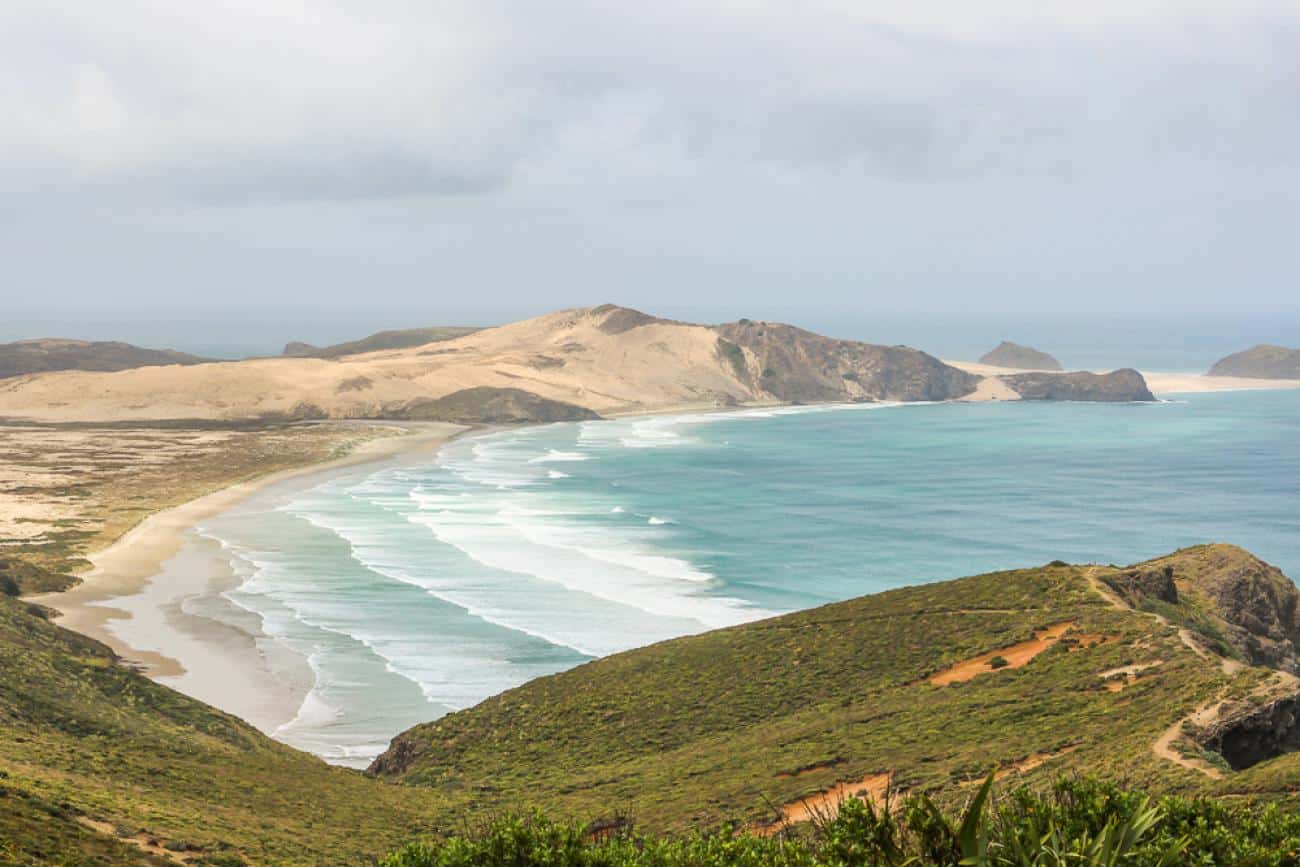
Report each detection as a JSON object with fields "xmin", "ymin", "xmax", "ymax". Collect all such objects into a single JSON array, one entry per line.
[{"xmin": 0, "ymin": 305, "xmax": 981, "ymax": 423}]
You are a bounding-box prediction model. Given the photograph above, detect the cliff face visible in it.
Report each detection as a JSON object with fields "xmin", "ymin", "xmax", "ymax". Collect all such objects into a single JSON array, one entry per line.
[
  {"xmin": 713, "ymin": 319, "xmax": 979, "ymax": 403},
  {"xmin": 1001, "ymin": 369, "xmax": 1155, "ymax": 402},
  {"xmin": 0, "ymin": 338, "xmax": 210, "ymax": 379},
  {"xmin": 1209, "ymin": 345, "xmax": 1300, "ymax": 379},
  {"xmin": 978, "ymin": 341, "xmax": 1063, "ymax": 371},
  {"xmin": 1163, "ymin": 545, "xmax": 1300, "ymax": 673}
]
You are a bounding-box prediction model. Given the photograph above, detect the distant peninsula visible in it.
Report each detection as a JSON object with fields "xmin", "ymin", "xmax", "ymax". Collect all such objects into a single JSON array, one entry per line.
[
  {"xmin": 0, "ymin": 306, "xmax": 1157, "ymax": 423},
  {"xmin": 978, "ymin": 341, "xmax": 1063, "ymax": 371},
  {"xmin": 1208, "ymin": 344, "xmax": 1300, "ymax": 379}
]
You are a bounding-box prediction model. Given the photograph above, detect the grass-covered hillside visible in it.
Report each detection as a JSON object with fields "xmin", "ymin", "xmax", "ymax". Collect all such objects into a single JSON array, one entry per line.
[
  {"xmin": 373, "ymin": 545, "xmax": 1300, "ymax": 833},
  {"xmin": 0, "ymin": 592, "xmax": 446, "ymax": 865},
  {"xmin": 3, "ymin": 544, "xmax": 1297, "ymax": 864}
]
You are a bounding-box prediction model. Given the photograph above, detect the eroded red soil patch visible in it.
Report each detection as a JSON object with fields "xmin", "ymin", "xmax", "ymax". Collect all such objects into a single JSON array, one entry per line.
[{"xmin": 752, "ymin": 772, "xmax": 893, "ymax": 836}]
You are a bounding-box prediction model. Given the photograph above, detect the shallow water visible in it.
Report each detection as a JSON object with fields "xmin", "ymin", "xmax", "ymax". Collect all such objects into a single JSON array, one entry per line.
[{"xmin": 197, "ymin": 390, "xmax": 1300, "ymax": 766}]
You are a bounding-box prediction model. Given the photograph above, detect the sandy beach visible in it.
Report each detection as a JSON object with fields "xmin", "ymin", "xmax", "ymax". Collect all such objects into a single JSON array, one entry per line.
[
  {"xmin": 33, "ymin": 421, "xmax": 465, "ymax": 735},
  {"xmin": 25, "ymin": 365, "xmax": 1300, "ymax": 741}
]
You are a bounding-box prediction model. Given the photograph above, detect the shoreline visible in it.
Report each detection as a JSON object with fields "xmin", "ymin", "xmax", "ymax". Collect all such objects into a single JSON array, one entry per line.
[
  {"xmin": 32, "ymin": 420, "xmax": 466, "ymax": 736},
  {"xmin": 26, "ymin": 378, "xmax": 1298, "ymax": 744}
]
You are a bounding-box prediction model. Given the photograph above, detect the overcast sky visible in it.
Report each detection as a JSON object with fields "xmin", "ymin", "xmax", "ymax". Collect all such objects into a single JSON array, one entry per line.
[{"xmin": 3, "ymin": 1, "xmax": 1298, "ymax": 354}]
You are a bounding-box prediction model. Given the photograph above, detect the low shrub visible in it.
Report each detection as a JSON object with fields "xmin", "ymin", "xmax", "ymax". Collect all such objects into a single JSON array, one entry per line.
[{"xmin": 382, "ymin": 776, "xmax": 1300, "ymax": 866}]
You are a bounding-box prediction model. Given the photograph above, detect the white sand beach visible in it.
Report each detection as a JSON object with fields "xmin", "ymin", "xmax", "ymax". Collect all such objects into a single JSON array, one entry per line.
[{"xmin": 33, "ymin": 421, "xmax": 465, "ymax": 735}]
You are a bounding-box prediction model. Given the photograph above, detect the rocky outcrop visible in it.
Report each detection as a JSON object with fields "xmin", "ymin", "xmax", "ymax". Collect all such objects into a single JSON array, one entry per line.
[
  {"xmin": 1208, "ymin": 345, "xmax": 1300, "ymax": 379},
  {"xmin": 1119, "ymin": 545, "xmax": 1300, "ymax": 675},
  {"xmin": 979, "ymin": 341, "xmax": 1063, "ymax": 371},
  {"xmin": 392, "ymin": 387, "xmax": 600, "ymax": 424},
  {"xmin": 281, "ymin": 341, "xmax": 321, "ymax": 357},
  {"xmin": 1203, "ymin": 695, "xmax": 1300, "ymax": 770},
  {"xmin": 1158, "ymin": 545, "xmax": 1300, "ymax": 674},
  {"xmin": 1001, "ymin": 369, "xmax": 1155, "ymax": 402},
  {"xmin": 1101, "ymin": 564, "xmax": 1180, "ymax": 608},
  {"xmin": 0, "ymin": 339, "xmax": 211, "ymax": 379},
  {"xmin": 714, "ymin": 320, "xmax": 979, "ymax": 402}
]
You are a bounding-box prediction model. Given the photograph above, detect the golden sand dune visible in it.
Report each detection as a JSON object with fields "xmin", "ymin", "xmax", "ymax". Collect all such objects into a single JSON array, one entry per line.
[{"xmin": 0, "ymin": 305, "xmax": 980, "ymax": 423}]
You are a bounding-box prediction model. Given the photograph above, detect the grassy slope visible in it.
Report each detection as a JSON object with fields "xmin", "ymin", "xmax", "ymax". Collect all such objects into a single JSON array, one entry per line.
[
  {"xmin": 3, "ymin": 545, "xmax": 1296, "ymax": 863},
  {"xmin": 374, "ymin": 547, "xmax": 1296, "ymax": 832},
  {"xmin": 0, "ymin": 594, "xmax": 446, "ymax": 865}
]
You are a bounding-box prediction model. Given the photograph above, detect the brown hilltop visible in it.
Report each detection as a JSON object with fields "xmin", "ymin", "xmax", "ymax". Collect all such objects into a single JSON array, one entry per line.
[
  {"xmin": 1209, "ymin": 344, "xmax": 1300, "ymax": 380},
  {"xmin": 0, "ymin": 337, "xmax": 211, "ymax": 379},
  {"xmin": 978, "ymin": 341, "xmax": 1063, "ymax": 371}
]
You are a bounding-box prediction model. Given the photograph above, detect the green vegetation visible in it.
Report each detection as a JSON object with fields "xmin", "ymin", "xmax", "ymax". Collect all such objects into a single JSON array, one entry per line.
[
  {"xmin": 374, "ymin": 546, "xmax": 1300, "ymax": 833},
  {"xmin": 0, "ymin": 422, "xmax": 400, "ymax": 575},
  {"xmin": 372, "ymin": 557, "xmax": 1217, "ymax": 829},
  {"xmin": 383, "ymin": 776, "xmax": 1300, "ymax": 866},
  {"xmin": 0, "ymin": 557, "xmax": 76, "ymax": 595},
  {"xmin": 0, "ymin": 593, "xmax": 445, "ymax": 864},
  {"xmin": 4, "ymin": 544, "xmax": 1298, "ymax": 864}
]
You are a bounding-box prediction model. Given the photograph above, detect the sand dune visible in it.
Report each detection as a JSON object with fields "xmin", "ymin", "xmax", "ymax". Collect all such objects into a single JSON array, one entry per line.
[{"xmin": 0, "ymin": 306, "xmax": 978, "ymax": 423}]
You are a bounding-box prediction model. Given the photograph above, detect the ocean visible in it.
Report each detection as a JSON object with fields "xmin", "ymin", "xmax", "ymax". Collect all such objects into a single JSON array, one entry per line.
[{"xmin": 190, "ymin": 389, "xmax": 1300, "ymax": 767}]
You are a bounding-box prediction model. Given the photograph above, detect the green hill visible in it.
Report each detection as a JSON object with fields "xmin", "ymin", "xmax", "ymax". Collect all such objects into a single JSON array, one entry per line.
[
  {"xmin": 4, "ymin": 545, "xmax": 1299, "ymax": 864},
  {"xmin": 372, "ymin": 545, "xmax": 1300, "ymax": 832},
  {"xmin": 0, "ymin": 591, "xmax": 446, "ymax": 865}
]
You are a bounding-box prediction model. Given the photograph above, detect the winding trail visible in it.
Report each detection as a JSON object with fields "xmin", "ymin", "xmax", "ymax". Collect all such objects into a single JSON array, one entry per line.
[{"xmin": 1083, "ymin": 565, "xmax": 1296, "ymax": 779}]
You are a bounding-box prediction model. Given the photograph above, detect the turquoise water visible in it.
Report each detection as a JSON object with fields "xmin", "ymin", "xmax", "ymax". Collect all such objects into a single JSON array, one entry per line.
[{"xmin": 200, "ymin": 390, "xmax": 1300, "ymax": 766}]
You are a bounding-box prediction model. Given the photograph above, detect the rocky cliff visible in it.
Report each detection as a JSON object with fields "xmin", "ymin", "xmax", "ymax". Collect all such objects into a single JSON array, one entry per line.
[
  {"xmin": 714, "ymin": 319, "xmax": 979, "ymax": 403},
  {"xmin": 1000, "ymin": 369, "xmax": 1155, "ymax": 402}
]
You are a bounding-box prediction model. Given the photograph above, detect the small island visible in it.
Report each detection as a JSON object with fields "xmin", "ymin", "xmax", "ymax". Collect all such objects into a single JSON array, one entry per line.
[
  {"xmin": 1208, "ymin": 344, "xmax": 1300, "ymax": 379},
  {"xmin": 978, "ymin": 341, "xmax": 1063, "ymax": 371}
]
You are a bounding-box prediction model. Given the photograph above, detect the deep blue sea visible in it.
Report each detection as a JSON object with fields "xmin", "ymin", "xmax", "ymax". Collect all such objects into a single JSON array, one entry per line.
[{"xmin": 198, "ymin": 389, "xmax": 1300, "ymax": 765}]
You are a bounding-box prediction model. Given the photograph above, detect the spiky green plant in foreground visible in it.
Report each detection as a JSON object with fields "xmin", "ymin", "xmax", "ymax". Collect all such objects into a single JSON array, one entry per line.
[{"xmin": 383, "ymin": 775, "xmax": 1300, "ymax": 867}]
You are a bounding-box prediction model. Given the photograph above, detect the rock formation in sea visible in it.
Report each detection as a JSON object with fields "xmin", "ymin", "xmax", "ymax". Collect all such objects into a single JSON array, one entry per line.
[
  {"xmin": 1208, "ymin": 345, "xmax": 1300, "ymax": 379},
  {"xmin": 978, "ymin": 341, "xmax": 1063, "ymax": 371}
]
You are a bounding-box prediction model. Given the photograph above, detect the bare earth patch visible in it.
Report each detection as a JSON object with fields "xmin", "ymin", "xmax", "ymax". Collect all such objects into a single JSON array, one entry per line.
[
  {"xmin": 926, "ymin": 621, "xmax": 1076, "ymax": 685},
  {"xmin": 752, "ymin": 772, "xmax": 893, "ymax": 835}
]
